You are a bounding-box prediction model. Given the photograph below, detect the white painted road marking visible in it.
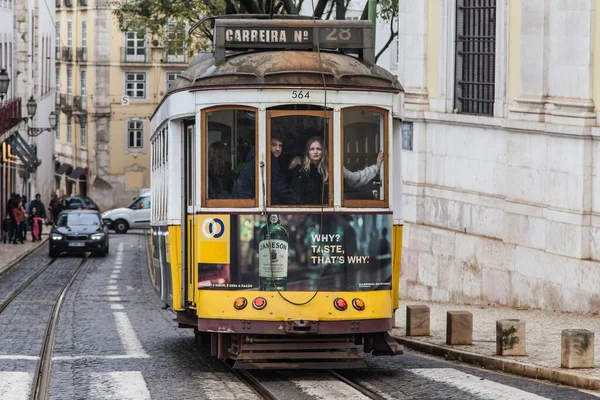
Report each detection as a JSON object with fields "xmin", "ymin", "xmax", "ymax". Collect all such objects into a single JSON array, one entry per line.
[
  {"xmin": 108, "ymin": 296, "xmax": 122, "ymax": 302},
  {"xmin": 0, "ymin": 372, "xmax": 30, "ymax": 400},
  {"xmin": 89, "ymin": 371, "xmax": 150, "ymax": 400},
  {"xmin": 294, "ymin": 377, "xmax": 370, "ymax": 399},
  {"xmin": 409, "ymin": 368, "xmax": 551, "ymax": 400},
  {"xmin": 198, "ymin": 372, "xmax": 259, "ymax": 399},
  {"xmin": 113, "ymin": 312, "xmax": 149, "ymax": 358},
  {"xmin": 110, "ymin": 304, "xmax": 124, "ymax": 310},
  {"xmin": 0, "ymin": 355, "xmax": 38, "ymax": 360}
]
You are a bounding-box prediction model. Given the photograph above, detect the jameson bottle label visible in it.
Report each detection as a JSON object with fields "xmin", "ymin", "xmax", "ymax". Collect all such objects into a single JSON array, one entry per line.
[{"xmin": 258, "ymin": 214, "xmax": 289, "ymax": 291}]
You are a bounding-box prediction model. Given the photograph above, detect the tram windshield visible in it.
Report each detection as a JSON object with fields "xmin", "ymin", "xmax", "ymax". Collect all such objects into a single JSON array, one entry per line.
[
  {"xmin": 268, "ymin": 113, "xmax": 331, "ymax": 206},
  {"xmin": 205, "ymin": 108, "xmax": 256, "ymax": 203},
  {"xmin": 342, "ymin": 109, "xmax": 386, "ymax": 205}
]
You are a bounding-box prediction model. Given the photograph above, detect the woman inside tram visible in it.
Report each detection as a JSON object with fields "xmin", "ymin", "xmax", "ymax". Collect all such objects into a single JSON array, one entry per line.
[{"xmin": 289, "ymin": 136, "xmax": 329, "ymax": 205}]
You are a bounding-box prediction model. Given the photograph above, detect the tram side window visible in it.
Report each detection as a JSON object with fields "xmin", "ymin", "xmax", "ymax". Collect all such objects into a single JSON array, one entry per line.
[
  {"xmin": 268, "ymin": 114, "xmax": 331, "ymax": 206},
  {"xmin": 205, "ymin": 109, "xmax": 255, "ymax": 202},
  {"xmin": 342, "ymin": 109, "xmax": 386, "ymax": 203}
]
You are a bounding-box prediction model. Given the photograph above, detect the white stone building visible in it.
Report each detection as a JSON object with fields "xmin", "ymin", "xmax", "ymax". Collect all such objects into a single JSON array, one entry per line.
[{"xmin": 398, "ymin": 0, "xmax": 600, "ymax": 313}]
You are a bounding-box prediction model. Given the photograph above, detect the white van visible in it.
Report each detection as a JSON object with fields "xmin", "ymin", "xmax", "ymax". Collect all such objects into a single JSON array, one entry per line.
[{"xmin": 101, "ymin": 191, "xmax": 151, "ymax": 233}]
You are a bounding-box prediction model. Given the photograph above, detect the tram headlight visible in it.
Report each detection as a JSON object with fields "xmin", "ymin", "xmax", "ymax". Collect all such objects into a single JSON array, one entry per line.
[
  {"xmin": 90, "ymin": 233, "xmax": 105, "ymax": 240},
  {"xmin": 50, "ymin": 233, "xmax": 64, "ymax": 241}
]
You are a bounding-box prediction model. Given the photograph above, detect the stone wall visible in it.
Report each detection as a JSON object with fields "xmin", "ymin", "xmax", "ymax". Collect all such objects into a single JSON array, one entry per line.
[{"xmin": 400, "ymin": 117, "xmax": 600, "ymax": 313}]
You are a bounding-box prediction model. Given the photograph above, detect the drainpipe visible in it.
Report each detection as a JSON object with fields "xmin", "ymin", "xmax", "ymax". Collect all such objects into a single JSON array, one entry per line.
[{"xmin": 368, "ymin": 0, "xmax": 377, "ymax": 60}]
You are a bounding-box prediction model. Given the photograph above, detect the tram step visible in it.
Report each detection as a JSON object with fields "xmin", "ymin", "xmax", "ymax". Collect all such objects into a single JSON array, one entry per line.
[{"xmin": 233, "ymin": 360, "xmax": 366, "ymax": 369}]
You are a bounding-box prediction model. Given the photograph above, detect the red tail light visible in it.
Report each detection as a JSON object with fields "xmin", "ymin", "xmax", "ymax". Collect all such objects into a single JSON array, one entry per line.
[
  {"xmin": 252, "ymin": 297, "xmax": 267, "ymax": 310},
  {"xmin": 334, "ymin": 298, "xmax": 347, "ymax": 311}
]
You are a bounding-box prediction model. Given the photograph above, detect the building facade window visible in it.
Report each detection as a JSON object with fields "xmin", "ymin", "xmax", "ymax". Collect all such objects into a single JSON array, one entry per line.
[
  {"xmin": 67, "ymin": 117, "xmax": 72, "ymax": 142},
  {"xmin": 80, "ymin": 124, "xmax": 86, "ymax": 147},
  {"xmin": 127, "ymin": 120, "xmax": 144, "ymax": 149},
  {"xmin": 66, "ymin": 68, "xmax": 72, "ymax": 105},
  {"xmin": 454, "ymin": 0, "xmax": 496, "ymax": 116},
  {"xmin": 166, "ymin": 71, "xmax": 180, "ymax": 89},
  {"xmin": 81, "ymin": 20, "xmax": 87, "ymax": 48},
  {"xmin": 125, "ymin": 31, "xmax": 145, "ymax": 55},
  {"xmin": 55, "ymin": 114, "xmax": 60, "ymax": 139},
  {"xmin": 67, "ymin": 20, "xmax": 73, "ymax": 48},
  {"xmin": 55, "ymin": 21, "xmax": 60, "ymax": 57},
  {"xmin": 55, "ymin": 67, "xmax": 60, "ymax": 104},
  {"xmin": 80, "ymin": 69, "xmax": 86, "ymax": 109},
  {"xmin": 125, "ymin": 72, "xmax": 146, "ymax": 98}
]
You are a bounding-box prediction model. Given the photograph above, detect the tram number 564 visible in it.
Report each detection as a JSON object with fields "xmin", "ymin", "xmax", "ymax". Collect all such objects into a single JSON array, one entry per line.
[{"xmin": 291, "ymin": 90, "xmax": 310, "ymax": 99}]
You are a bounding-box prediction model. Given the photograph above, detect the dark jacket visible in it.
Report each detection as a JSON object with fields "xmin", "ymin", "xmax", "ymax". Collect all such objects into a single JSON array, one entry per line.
[
  {"xmin": 230, "ymin": 148, "xmax": 300, "ymax": 205},
  {"xmin": 290, "ymin": 163, "xmax": 328, "ymax": 205},
  {"xmin": 29, "ymin": 200, "xmax": 47, "ymax": 219}
]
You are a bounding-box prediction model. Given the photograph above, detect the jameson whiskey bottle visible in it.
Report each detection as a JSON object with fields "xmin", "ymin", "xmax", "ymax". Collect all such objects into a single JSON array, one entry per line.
[{"xmin": 258, "ymin": 214, "xmax": 289, "ymax": 291}]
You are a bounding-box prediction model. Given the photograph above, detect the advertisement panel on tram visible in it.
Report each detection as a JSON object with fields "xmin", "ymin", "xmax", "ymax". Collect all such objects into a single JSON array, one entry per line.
[{"xmin": 197, "ymin": 213, "xmax": 392, "ymax": 292}]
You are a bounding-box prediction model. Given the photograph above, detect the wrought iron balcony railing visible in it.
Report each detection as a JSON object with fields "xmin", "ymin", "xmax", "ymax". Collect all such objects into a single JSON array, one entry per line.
[
  {"xmin": 120, "ymin": 47, "xmax": 148, "ymax": 63},
  {"xmin": 62, "ymin": 47, "xmax": 73, "ymax": 61},
  {"xmin": 76, "ymin": 47, "xmax": 87, "ymax": 62}
]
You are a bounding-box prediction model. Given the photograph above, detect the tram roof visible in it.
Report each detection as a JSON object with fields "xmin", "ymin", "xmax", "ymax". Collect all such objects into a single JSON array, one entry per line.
[{"xmin": 165, "ymin": 49, "xmax": 403, "ymax": 97}]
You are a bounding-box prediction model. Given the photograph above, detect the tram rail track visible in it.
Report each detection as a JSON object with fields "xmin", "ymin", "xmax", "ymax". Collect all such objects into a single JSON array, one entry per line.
[
  {"xmin": 221, "ymin": 359, "xmax": 387, "ymax": 400},
  {"xmin": 0, "ymin": 257, "xmax": 58, "ymax": 315}
]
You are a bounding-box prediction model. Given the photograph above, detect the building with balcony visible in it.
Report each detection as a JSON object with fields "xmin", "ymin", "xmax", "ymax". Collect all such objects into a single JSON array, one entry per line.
[
  {"xmin": 398, "ymin": 1, "xmax": 600, "ymax": 314},
  {"xmin": 55, "ymin": 0, "xmax": 188, "ymax": 209}
]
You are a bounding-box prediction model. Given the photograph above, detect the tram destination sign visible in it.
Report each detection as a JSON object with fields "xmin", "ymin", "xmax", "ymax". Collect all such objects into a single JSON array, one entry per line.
[{"xmin": 214, "ymin": 19, "xmax": 373, "ymax": 64}]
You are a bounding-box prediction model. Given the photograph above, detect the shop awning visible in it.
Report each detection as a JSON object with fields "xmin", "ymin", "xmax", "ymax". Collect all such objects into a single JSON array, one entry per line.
[
  {"xmin": 55, "ymin": 163, "xmax": 73, "ymax": 175},
  {"xmin": 68, "ymin": 167, "xmax": 87, "ymax": 181},
  {"xmin": 5, "ymin": 132, "xmax": 39, "ymax": 172}
]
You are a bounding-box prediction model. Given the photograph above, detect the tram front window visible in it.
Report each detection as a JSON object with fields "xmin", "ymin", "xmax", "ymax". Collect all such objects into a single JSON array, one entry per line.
[
  {"xmin": 204, "ymin": 108, "xmax": 256, "ymax": 204},
  {"xmin": 342, "ymin": 109, "xmax": 387, "ymax": 204},
  {"xmin": 268, "ymin": 113, "xmax": 331, "ymax": 206}
]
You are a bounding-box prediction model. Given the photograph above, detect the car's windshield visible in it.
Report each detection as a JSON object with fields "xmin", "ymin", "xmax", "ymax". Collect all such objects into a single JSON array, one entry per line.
[{"xmin": 57, "ymin": 213, "xmax": 100, "ymax": 227}]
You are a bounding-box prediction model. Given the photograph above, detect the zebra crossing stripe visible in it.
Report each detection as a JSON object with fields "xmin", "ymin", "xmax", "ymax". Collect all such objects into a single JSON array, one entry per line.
[
  {"xmin": 408, "ymin": 368, "xmax": 551, "ymax": 400},
  {"xmin": 0, "ymin": 372, "xmax": 30, "ymax": 400},
  {"xmin": 89, "ymin": 371, "xmax": 150, "ymax": 400}
]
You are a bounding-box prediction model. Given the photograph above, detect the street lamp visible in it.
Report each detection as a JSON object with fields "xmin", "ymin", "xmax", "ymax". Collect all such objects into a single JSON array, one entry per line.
[
  {"xmin": 26, "ymin": 96, "xmax": 37, "ymax": 118},
  {"xmin": 0, "ymin": 69, "xmax": 9, "ymax": 100},
  {"xmin": 27, "ymin": 96, "xmax": 58, "ymax": 137}
]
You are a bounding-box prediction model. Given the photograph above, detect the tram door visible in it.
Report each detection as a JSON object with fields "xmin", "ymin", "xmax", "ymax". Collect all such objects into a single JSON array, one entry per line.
[{"xmin": 184, "ymin": 120, "xmax": 197, "ymax": 307}]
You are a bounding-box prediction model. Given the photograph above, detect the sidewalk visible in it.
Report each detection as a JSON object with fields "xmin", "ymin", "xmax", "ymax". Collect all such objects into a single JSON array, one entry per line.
[
  {"xmin": 0, "ymin": 234, "xmax": 48, "ymax": 275},
  {"xmin": 390, "ymin": 300, "xmax": 600, "ymax": 390}
]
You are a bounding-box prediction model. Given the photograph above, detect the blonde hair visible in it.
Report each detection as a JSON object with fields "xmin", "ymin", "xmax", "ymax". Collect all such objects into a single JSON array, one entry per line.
[{"xmin": 289, "ymin": 137, "xmax": 329, "ymax": 182}]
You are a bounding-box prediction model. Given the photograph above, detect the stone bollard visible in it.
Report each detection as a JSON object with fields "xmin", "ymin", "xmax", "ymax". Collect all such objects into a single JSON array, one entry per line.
[
  {"xmin": 406, "ymin": 305, "xmax": 430, "ymax": 336},
  {"xmin": 561, "ymin": 329, "xmax": 595, "ymax": 369},
  {"xmin": 446, "ymin": 311, "xmax": 473, "ymax": 345},
  {"xmin": 496, "ymin": 319, "xmax": 526, "ymax": 356}
]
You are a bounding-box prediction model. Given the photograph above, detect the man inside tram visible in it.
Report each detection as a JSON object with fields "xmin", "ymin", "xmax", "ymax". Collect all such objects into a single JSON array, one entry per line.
[{"xmin": 230, "ymin": 132, "xmax": 300, "ymax": 205}]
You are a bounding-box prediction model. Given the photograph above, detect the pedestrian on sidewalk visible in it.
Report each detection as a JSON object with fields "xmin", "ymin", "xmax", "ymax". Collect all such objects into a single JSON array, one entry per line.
[
  {"xmin": 29, "ymin": 193, "xmax": 47, "ymax": 241},
  {"xmin": 12, "ymin": 200, "xmax": 25, "ymax": 244},
  {"xmin": 21, "ymin": 195, "xmax": 29, "ymax": 241},
  {"xmin": 2, "ymin": 215, "xmax": 9, "ymax": 244}
]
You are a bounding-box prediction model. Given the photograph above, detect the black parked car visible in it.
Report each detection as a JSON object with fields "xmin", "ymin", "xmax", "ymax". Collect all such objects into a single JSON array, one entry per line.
[
  {"xmin": 49, "ymin": 210, "xmax": 109, "ymax": 257},
  {"xmin": 65, "ymin": 195, "xmax": 100, "ymax": 211}
]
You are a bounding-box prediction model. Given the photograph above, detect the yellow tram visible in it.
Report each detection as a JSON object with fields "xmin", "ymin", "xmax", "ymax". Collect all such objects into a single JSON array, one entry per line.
[{"xmin": 149, "ymin": 17, "xmax": 404, "ymax": 368}]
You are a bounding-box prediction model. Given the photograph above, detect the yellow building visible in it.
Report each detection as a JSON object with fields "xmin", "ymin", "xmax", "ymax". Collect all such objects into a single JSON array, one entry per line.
[{"xmin": 55, "ymin": 0, "xmax": 187, "ymax": 209}]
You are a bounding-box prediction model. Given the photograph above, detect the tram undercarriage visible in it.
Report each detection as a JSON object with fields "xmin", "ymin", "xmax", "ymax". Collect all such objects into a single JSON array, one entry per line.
[{"xmin": 179, "ymin": 313, "xmax": 402, "ymax": 369}]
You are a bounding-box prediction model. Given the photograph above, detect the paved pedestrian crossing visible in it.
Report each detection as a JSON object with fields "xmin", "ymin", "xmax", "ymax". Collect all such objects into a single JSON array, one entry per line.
[{"xmin": 0, "ymin": 367, "xmax": 561, "ymax": 400}]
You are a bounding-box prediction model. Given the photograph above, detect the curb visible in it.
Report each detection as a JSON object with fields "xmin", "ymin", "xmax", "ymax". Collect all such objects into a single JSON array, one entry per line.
[
  {"xmin": 0, "ymin": 237, "xmax": 48, "ymax": 276},
  {"xmin": 390, "ymin": 334, "xmax": 600, "ymax": 390}
]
